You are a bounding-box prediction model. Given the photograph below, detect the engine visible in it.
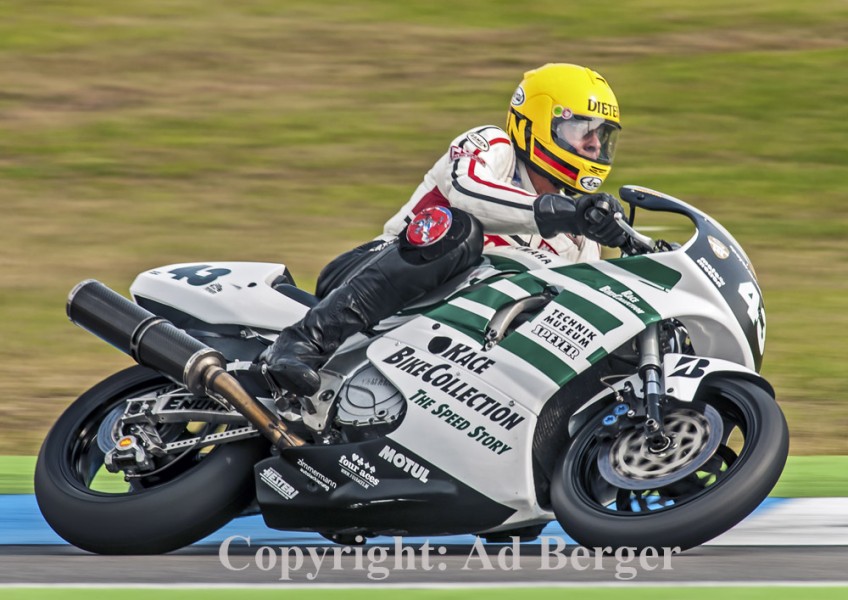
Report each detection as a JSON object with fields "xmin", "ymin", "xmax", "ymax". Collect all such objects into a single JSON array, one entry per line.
[{"xmin": 334, "ymin": 363, "xmax": 405, "ymax": 440}]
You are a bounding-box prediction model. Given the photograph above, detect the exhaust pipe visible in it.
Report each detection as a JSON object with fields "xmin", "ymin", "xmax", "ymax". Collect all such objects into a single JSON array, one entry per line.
[{"xmin": 67, "ymin": 279, "xmax": 304, "ymax": 449}]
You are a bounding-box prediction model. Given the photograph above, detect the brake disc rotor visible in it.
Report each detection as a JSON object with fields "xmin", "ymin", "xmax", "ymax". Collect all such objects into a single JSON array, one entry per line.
[
  {"xmin": 96, "ymin": 404, "xmax": 128, "ymax": 454},
  {"xmin": 597, "ymin": 404, "xmax": 723, "ymax": 490}
]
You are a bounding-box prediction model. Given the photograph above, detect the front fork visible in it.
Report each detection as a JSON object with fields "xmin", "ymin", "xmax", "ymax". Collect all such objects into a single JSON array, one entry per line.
[{"xmin": 638, "ymin": 323, "xmax": 672, "ymax": 453}]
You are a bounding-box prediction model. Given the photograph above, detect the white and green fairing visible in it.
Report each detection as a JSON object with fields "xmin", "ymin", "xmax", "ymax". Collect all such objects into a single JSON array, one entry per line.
[
  {"xmin": 374, "ymin": 242, "xmax": 758, "ymax": 404},
  {"xmin": 366, "ymin": 225, "xmax": 762, "ymax": 523}
]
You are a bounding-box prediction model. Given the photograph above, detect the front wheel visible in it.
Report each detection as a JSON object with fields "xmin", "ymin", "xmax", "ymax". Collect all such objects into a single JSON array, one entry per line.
[
  {"xmin": 551, "ymin": 377, "xmax": 788, "ymax": 551},
  {"xmin": 35, "ymin": 365, "xmax": 270, "ymax": 554}
]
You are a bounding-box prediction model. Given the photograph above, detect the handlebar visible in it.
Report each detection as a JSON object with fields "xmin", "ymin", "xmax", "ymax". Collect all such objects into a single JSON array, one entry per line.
[{"xmin": 614, "ymin": 212, "xmax": 655, "ymax": 255}]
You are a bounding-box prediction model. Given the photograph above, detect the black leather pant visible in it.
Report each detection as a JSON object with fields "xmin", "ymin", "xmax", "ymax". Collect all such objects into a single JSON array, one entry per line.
[
  {"xmin": 313, "ymin": 208, "xmax": 484, "ymax": 340},
  {"xmin": 262, "ymin": 208, "xmax": 484, "ymax": 395}
]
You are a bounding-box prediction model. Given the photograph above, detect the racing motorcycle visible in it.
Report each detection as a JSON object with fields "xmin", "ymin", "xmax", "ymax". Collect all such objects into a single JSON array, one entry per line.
[{"xmin": 34, "ymin": 185, "xmax": 788, "ymax": 555}]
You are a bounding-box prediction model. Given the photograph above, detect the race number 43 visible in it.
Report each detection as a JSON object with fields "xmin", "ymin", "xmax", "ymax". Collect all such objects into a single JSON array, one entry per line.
[
  {"xmin": 738, "ymin": 281, "xmax": 766, "ymax": 353},
  {"xmin": 169, "ymin": 265, "xmax": 231, "ymax": 286}
]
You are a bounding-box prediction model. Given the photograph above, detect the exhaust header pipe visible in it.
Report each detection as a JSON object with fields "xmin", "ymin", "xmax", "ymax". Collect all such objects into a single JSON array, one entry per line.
[{"xmin": 67, "ymin": 280, "xmax": 304, "ymax": 449}]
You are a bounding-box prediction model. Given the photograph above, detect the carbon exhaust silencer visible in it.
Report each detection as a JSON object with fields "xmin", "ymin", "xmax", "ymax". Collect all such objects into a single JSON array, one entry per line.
[{"xmin": 67, "ymin": 280, "xmax": 304, "ymax": 449}]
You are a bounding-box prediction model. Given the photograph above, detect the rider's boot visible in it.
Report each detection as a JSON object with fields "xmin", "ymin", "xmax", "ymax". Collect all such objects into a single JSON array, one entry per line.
[
  {"xmin": 260, "ymin": 207, "xmax": 483, "ymax": 396},
  {"xmin": 259, "ymin": 285, "xmax": 370, "ymax": 396}
]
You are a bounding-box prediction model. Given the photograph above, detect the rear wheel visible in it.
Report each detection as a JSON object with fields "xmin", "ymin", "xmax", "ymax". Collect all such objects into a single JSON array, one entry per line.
[
  {"xmin": 35, "ymin": 365, "xmax": 270, "ymax": 554},
  {"xmin": 551, "ymin": 377, "xmax": 788, "ymax": 551}
]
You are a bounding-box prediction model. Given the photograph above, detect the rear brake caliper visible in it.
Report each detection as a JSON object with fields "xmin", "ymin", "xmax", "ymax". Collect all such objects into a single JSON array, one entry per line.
[{"xmin": 104, "ymin": 434, "xmax": 155, "ymax": 474}]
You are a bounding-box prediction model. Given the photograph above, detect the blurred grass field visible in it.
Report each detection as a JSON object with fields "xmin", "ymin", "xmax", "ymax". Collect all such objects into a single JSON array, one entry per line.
[{"xmin": 0, "ymin": 0, "xmax": 846, "ymax": 455}]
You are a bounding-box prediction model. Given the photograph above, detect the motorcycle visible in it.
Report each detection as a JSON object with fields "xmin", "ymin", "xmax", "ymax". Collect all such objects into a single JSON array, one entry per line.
[{"xmin": 34, "ymin": 185, "xmax": 788, "ymax": 555}]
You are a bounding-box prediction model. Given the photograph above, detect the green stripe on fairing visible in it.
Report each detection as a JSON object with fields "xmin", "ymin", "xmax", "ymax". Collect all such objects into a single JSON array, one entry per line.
[
  {"xmin": 425, "ymin": 271, "xmax": 549, "ymax": 339},
  {"xmin": 498, "ymin": 331, "xmax": 577, "ymax": 384},
  {"xmin": 494, "ymin": 274, "xmax": 623, "ymax": 379},
  {"xmin": 460, "ymin": 286, "xmax": 518, "ymax": 311},
  {"xmin": 586, "ymin": 346, "xmax": 608, "ymax": 364},
  {"xmin": 426, "ymin": 304, "xmax": 487, "ymax": 342},
  {"xmin": 498, "ymin": 319, "xmax": 612, "ymax": 384},
  {"xmin": 548, "ymin": 287, "xmax": 623, "ymax": 334},
  {"xmin": 505, "ymin": 272, "xmax": 549, "ymax": 295},
  {"xmin": 549, "ymin": 263, "xmax": 661, "ymax": 325},
  {"xmin": 493, "ymin": 273, "xmax": 622, "ymax": 378},
  {"xmin": 484, "ymin": 254, "xmax": 530, "ymax": 273},
  {"xmin": 424, "ymin": 262, "xmax": 647, "ymax": 371},
  {"xmin": 608, "ymin": 255, "xmax": 682, "ymax": 291}
]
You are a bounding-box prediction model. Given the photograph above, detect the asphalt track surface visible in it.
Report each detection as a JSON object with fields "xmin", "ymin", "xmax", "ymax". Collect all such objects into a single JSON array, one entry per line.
[
  {"xmin": 2, "ymin": 498, "xmax": 847, "ymax": 585},
  {"xmin": 2, "ymin": 544, "xmax": 847, "ymax": 585}
]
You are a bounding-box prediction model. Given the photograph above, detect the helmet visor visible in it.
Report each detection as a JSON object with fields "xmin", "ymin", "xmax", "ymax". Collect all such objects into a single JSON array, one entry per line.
[{"xmin": 551, "ymin": 115, "xmax": 620, "ymax": 165}]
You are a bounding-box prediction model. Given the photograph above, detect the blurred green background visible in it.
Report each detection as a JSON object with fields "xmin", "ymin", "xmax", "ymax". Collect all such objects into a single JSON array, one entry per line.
[{"xmin": 1, "ymin": 0, "xmax": 846, "ymax": 455}]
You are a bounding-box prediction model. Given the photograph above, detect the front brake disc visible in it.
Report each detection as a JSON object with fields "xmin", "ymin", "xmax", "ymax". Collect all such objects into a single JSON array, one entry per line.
[{"xmin": 597, "ymin": 404, "xmax": 723, "ymax": 490}]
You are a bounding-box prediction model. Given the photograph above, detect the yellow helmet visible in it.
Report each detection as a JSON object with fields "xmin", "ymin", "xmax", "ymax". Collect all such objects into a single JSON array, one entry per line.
[{"xmin": 507, "ymin": 63, "xmax": 621, "ymax": 194}]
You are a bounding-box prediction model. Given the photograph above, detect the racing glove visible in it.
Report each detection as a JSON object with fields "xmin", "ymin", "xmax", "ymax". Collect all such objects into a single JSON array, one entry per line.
[{"xmin": 533, "ymin": 192, "xmax": 628, "ymax": 247}]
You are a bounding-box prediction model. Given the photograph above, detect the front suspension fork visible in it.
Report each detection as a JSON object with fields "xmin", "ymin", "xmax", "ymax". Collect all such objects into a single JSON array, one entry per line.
[{"xmin": 638, "ymin": 323, "xmax": 672, "ymax": 453}]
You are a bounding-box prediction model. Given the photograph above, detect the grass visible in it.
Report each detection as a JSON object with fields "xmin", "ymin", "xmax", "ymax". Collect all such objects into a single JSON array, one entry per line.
[
  {"xmin": 3, "ymin": 455, "xmax": 847, "ymax": 496},
  {"xmin": 0, "ymin": 456, "xmax": 35, "ymax": 494},
  {"xmin": 0, "ymin": 1, "xmax": 847, "ymax": 454},
  {"xmin": 2, "ymin": 588, "xmax": 848, "ymax": 599},
  {"xmin": 768, "ymin": 456, "xmax": 848, "ymax": 497}
]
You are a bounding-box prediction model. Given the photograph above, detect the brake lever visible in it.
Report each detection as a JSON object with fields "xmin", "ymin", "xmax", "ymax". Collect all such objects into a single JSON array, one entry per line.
[{"xmin": 614, "ymin": 212, "xmax": 655, "ymax": 254}]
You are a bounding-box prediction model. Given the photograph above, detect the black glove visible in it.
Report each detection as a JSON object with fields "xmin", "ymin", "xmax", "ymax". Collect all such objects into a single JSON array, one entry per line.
[
  {"xmin": 533, "ymin": 192, "xmax": 627, "ymax": 247},
  {"xmin": 578, "ymin": 192, "xmax": 627, "ymax": 247}
]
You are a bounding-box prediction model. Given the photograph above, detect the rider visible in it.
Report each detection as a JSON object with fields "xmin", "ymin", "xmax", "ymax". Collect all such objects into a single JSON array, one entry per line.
[{"xmin": 261, "ymin": 63, "xmax": 627, "ymax": 396}]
